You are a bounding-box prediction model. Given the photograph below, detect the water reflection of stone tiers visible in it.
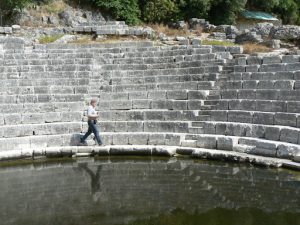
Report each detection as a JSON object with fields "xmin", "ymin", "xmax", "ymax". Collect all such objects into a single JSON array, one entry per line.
[{"xmin": 0, "ymin": 159, "xmax": 299, "ymax": 225}]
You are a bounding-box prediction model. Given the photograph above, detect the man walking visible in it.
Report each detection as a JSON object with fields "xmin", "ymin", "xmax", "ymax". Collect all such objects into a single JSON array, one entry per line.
[{"xmin": 80, "ymin": 99, "xmax": 104, "ymax": 146}]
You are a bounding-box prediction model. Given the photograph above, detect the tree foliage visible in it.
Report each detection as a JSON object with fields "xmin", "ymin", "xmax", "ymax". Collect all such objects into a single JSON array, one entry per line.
[
  {"xmin": 0, "ymin": 0, "xmax": 32, "ymax": 25},
  {"xmin": 1, "ymin": 0, "xmax": 300, "ymax": 26},
  {"xmin": 141, "ymin": 0, "xmax": 179, "ymax": 23},
  {"xmin": 92, "ymin": 0, "xmax": 141, "ymax": 25}
]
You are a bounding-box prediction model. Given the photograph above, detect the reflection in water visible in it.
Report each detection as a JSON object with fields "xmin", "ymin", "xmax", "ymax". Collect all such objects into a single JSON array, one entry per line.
[
  {"xmin": 0, "ymin": 157, "xmax": 299, "ymax": 225},
  {"xmin": 78, "ymin": 163, "xmax": 103, "ymax": 202}
]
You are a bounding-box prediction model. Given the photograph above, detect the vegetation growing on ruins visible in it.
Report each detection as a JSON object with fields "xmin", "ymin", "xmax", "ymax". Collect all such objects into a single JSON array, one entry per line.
[
  {"xmin": 1, "ymin": 0, "xmax": 300, "ymax": 25},
  {"xmin": 38, "ymin": 34, "xmax": 64, "ymax": 43}
]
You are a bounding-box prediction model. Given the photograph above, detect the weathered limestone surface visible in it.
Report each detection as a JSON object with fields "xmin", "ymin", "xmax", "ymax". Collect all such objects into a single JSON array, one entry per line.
[{"xmin": 0, "ymin": 37, "xmax": 299, "ymax": 168}]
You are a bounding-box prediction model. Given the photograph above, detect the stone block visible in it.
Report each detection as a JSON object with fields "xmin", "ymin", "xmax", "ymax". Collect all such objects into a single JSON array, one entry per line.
[
  {"xmin": 228, "ymin": 111, "xmax": 252, "ymax": 123},
  {"xmin": 112, "ymin": 134, "xmax": 129, "ymax": 145},
  {"xmin": 246, "ymin": 125, "xmax": 265, "ymax": 138},
  {"xmin": 4, "ymin": 114, "xmax": 22, "ymax": 125},
  {"xmin": 128, "ymin": 134, "xmax": 149, "ymax": 145},
  {"xmin": 257, "ymin": 81, "xmax": 274, "ymax": 89},
  {"xmin": 239, "ymin": 100, "xmax": 256, "ymax": 111},
  {"xmin": 144, "ymin": 122, "xmax": 158, "ymax": 132},
  {"xmin": 253, "ymin": 112, "xmax": 274, "ymax": 125},
  {"xmin": 274, "ymin": 113, "xmax": 297, "ymax": 127},
  {"xmin": 217, "ymin": 136, "xmax": 234, "ymax": 151},
  {"xmin": 238, "ymin": 90, "xmax": 255, "ymax": 99},
  {"xmin": 287, "ymin": 101, "xmax": 300, "ymax": 113},
  {"xmin": 151, "ymin": 100, "xmax": 172, "ymax": 109},
  {"xmin": 187, "ymin": 100, "xmax": 202, "ymax": 110},
  {"xmin": 110, "ymin": 101, "xmax": 132, "ymax": 110},
  {"xmin": 277, "ymin": 144, "xmax": 300, "ymax": 159},
  {"xmin": 148, "ymin": 133, "xmax": 165, "ymax": 145},
  {"xmin": 246, "ymin": 65, "xmax": 259, "ymax": 72},
  {"xmin": 216, "ymin": 123, "xmax": 227, "ymax": 135},
  {"xmin": 262, "ymin": 56, "xmax": 281, "ymax": 64},
  {"xmin": 157, "ymin": 122, "xmax": 175, "ymax": 132},
  {"xmin": 127, "ymin": 121, "xmax": 144, "ymax": 132},
  {"xmin": 145, "ymin": 111, "xmax": 163, "ymax": 120},
  {"xmin": 259, "ymin": 64, "xmax": 285, "ymax": 72},
  {"xmin": 286, "ymin": 63, "xmax": 300, "ymax": 71},
  {"xmin": 22, "ymin": 113, "xmax": 45, "ymax": 124},
  {"xmin": 274, "ymin": 80, "xmax": 294, "ymax": 90},
  {"xmin": 129, "ymin": 92, "xmax": 147, "ymax": 100},
  {"xmin": 132, "ymin": 100, "xmax": 151, "ymax": 109},
  {"xmin": 247, "ymin": 56, "xmax": 262, "ymax": 65},
  {"xmin": 265, "ymin": 126, "xmax": 280, "ymax": 141},
  {"xmin": 282, "ymin": 55, "xmax": 300, "ymax": 63},
  {"xmin": 101, "ymin": 122, "xmax": 115, "ymax": 132},
  {"xmin": 280, "ymin": 128, "xmax": 299, "ymax": 144},
  {"xmin": 114, "ymin": 122, "xmax": 127, "ymax": 132},
  {"xmin": 256, "ymin": 90, "xmax": 278, "ymax": 100},
  {"xmin": 196, "ymin": 136, "xmax": 217, "ymax": 149},
  {"xmin": 251, "ymin": 141, "xmax": 277, "ymax": 157},
  {"xmin": 167, "ymin": 90, "xmax": 188, "ymax": 100},
  {"xmin": 165, "ymin": 134, "xmax": 181, "ymax": 146},
  {"xmin": 172, "ymin": 101, "xmax": 187, "ymax": 110},
  {"xmin": 126, "ymin": 111, "xmax": 144, "ymax": 121}
]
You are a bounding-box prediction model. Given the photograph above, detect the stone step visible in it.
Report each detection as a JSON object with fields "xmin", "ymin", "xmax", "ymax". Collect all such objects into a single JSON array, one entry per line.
[
  {"xmin": 95, "ymin": 82, "xmax": 212, "ymax": 93},
  {"xmin": 185, "ymin": 133, "xmax": 300, "ymax": 159},
  {"xmin": 220, "ymin": 89, "xmax": 300, "ymax": 101},
  {"xmin": 197, "ymin": 109, "xmax": 300, "ymax": 127},
  {"xmin": 0, "ymin": 111, "xmax": 83, "ymax": 125},
  {"xmin": 0, "ymin": 102, "xmax": 85, "ymax": 114},
  {"xmin": 112, "ymin": 53, "xmax": 217, "ymax": 64},
  {"xmin": 97, "ymin": 120, "xmax": 191, "ymax": 133},
  {"xmin": 98, "ymin": 99, "xmax": 204, "ymax": 110},
  {"xmin": 0, "ymin": 94, "xmax": 85, "ymax": 104},
  {"xmin": 95, "ymin": 110, "xmax": 201, "ymax": 122},
  {"xmin": 203, "ymin": 99, "xmax": 300, "ymax": 113},
  {"xmin": 110, "ymin": 76, "xmax": 216, "ymax": 86},
  {"xmin": 0, "ymin": 65, "xmax": 92, "ymax": 73},
  {"xmin": 224, "ymin": 80, "xmax": 296, "ymax": 90},
  {"xmin": 34, "ymin": 41, "xmax": 154, "ymax": 50},
  {"xmin": 0, "ymin": 121, "xmax": 82, "ymax": 139},
  {"xmin": 99, "ymin": 68, "xmax": 220, "ymax": 80},
  {"xmin": 191, "ymin": 120, "xmax": 300, "ymax": 145},
  {"xmin": 229, "ymin": 71, "xmax": 300, "ymax": 81},
  {"xmin": 232, "ymin": 144, "xmax": 255, "ymax": 153},
  {"xmin": 234, "ymin": 62, "xmax": 300, "ymax": 73},
  {"xmin": 0, "ymin": 85, "xmax": 89, "ymax": 95},
  {"xmin": 0, "ymin": 78, "xmax": 89, "ymax": 87},
  {"xmin": 101, "ymin": 63, "xmax": 222, "ymax": 73},
  {"xmin": 98, "ymin": 90, "xmax": 209, "ymax": 101}
]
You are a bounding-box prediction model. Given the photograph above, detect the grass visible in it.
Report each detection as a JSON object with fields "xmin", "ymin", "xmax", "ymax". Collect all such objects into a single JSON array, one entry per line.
[
  {"xmin": 68, "ymin": 35, "xmax": 147, "ymax": 44},
  {"xmin": 243, "ymin": 43, "xmax": 272, "ymax": 54},
  {"xmin": 40, "ymin": 0, "xmax": 67, "ymax": 14},
  {"xmin": 202, "ymin": 39, "xmax": 237, "ymax": 46},
  {"xmin": 147, "ymin": 23, "xmax": 191, "ymax": 36},
  {"xmin": 38, "ymin": 34, "xmax": 64, "ymax": 44}
]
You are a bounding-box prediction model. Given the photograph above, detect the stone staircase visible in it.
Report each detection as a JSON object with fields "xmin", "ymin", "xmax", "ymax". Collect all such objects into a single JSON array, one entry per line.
[{"xmin": 0, "ymin": 37, "xmax": 299, "ymax": 165}]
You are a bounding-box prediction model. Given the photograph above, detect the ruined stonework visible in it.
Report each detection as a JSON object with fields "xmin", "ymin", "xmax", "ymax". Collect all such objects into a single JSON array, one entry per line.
[{"xmin": 0, "ymin": 37, "xmax": 299, "ymax": 164}]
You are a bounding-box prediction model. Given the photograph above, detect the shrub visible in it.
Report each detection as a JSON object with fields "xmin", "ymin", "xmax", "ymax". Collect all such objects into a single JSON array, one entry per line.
[
  {"xmin": 141, "ymin": 0, "xmax": 179, "ymax": 23},
  {"xmin": 93, "ymin": 0, "xmax": 141, "ymax": 25},
  {"xmin": 0, "ymin": 0, "xmax": 32, "ymax": 25}
]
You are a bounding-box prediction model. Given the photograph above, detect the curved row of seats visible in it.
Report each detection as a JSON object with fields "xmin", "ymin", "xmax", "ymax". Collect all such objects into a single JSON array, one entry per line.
[{"xmin": 0, "ymin": 37, "xmax": 299, "ymax": 161}]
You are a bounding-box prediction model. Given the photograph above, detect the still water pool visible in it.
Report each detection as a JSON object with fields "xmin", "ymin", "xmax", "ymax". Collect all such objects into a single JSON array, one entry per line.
[{"xmin": 0, "ymin": 157, "xmax": 299, "ymax": 225}]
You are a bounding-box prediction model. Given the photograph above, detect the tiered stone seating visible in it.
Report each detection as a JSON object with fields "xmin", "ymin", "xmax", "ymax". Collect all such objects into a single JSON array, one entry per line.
[
  {"xmin": 0, "ymin": 36, "xmax": 299, "ymax": 163},
  {"xmin": 197, "ymin": 55, "xmax": 300, "ymax": 159}
]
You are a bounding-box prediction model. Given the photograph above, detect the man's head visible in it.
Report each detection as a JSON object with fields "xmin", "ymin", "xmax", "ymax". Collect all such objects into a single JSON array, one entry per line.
[{"xmin": 90, "ymin": 99, "xmax": 97, "ymax": 107}]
